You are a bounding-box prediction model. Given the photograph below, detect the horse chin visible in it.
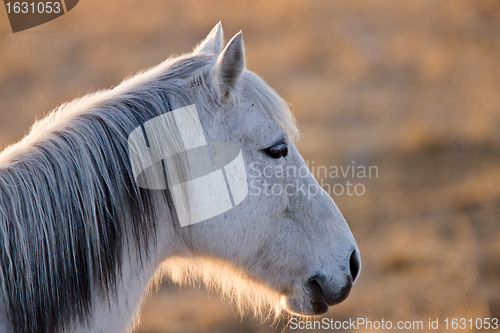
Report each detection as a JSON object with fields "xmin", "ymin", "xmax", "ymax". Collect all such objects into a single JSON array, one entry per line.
[
  {"xmin": 283, "ymin": 276, "xmax": 354, "ymax": 316},
  {"xmin": 281, "ymin": 289, "xmax": 330, "ymax": 316}
]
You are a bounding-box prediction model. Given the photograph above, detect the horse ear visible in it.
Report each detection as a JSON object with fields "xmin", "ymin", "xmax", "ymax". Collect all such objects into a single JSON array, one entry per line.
[
  {"xmin": 213, "ymin": 31, "xmax": 245, "ymax": 97},
  {"xmin": 194, "ymin": 22, "xmax": 224, "ymax": 55}
]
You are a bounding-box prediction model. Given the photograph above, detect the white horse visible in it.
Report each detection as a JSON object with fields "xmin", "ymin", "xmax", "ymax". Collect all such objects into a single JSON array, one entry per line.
[{"xmin": 0, "ymin": 23, "xmax": 360, "ymax": 333}]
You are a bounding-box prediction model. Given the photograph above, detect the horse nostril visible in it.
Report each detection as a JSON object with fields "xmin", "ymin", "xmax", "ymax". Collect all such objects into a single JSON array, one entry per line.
[{"xmin": 349, "ymin": 250, "xmax": 360, "ymax": 282}]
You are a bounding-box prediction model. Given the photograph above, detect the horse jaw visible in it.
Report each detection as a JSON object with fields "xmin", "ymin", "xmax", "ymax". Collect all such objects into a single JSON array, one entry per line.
[{"xmin": 160, "ymin": 256, "xmax": 284, "ymax": 319}]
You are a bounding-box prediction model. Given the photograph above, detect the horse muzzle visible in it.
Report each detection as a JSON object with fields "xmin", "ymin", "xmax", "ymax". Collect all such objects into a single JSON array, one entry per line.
[
  {"xmin": 310, "ymin": 249, "xmax": 361, "ymax": 312},
  {"xmin": 283, "ymin": 249, "xmax": 361, "ymax": 315}
]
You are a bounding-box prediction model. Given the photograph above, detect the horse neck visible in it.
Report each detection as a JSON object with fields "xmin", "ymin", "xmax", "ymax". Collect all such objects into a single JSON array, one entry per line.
[
  {"xmin": 0, "ymin": 116, "xmax": 183, "ymax": 332},
  {"xmin": 77, "ymin": 242, "xmax": 161, "ymax": 332},
  {"xmin": 82, "ymin": 203, "xmax": 182, "ymax": 332},
  {"xmin": 0, "ymin": 160, "xmax": 180, "ymax": 333}
]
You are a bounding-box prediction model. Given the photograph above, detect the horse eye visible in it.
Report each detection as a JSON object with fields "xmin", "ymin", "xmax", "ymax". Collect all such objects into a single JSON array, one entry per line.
[{"xmin": 263, "ymin": 141, "xmax": 288, "ymax": 159}]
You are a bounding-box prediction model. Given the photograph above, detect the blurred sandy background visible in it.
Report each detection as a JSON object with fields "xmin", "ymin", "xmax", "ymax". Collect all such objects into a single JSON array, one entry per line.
[{"xmin": 1, "ymin": 1, "xmax": 500, "ymax": 332}]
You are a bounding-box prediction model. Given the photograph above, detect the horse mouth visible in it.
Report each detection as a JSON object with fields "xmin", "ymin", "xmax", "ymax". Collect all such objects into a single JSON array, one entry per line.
[
  {"xmin": 282, "ymin": 277, "xmax": 353, "ymax": 316},
  {"xmin": 306, "ymin": 278, "xmax": 330, "ymax": 314},
  {"xmin": 308, "ymin": 275, "xmax": 352, "ymax": 307}
]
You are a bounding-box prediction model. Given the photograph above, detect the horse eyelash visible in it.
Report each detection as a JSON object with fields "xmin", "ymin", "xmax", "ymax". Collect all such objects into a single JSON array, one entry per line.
[{"xmin": 263, "ymin": 141, "xmax": 288, "ymax": 159}]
